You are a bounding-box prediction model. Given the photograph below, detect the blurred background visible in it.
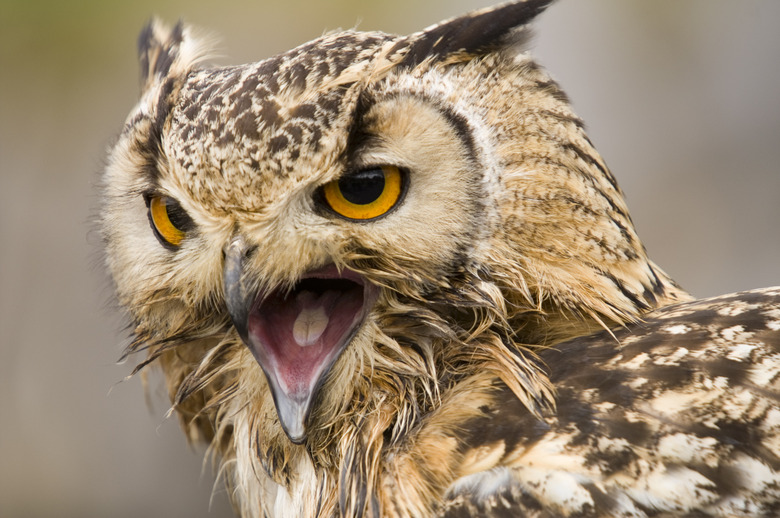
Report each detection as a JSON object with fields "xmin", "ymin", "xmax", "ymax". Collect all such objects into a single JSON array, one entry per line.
[{"xmin": 1, "ymin": 0, "xmax": 778, "ymax": 516}]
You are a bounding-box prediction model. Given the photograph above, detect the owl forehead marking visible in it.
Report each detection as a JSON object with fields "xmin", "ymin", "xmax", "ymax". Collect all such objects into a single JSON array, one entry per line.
[{"xmin": 164, "ymin": 31, "xmax": 396, "ymax": 210}]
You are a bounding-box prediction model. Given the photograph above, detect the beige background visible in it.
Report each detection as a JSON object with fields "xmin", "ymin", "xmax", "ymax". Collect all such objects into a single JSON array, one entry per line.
[{"xmin": 1, "ymin": 1, "xmax": 778, "ymax": 516}]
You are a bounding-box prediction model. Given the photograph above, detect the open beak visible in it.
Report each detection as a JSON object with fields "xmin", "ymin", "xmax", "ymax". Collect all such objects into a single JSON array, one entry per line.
[{"xmin": 223, "ymin": 237, "xmax": 375, "ymax": 443}]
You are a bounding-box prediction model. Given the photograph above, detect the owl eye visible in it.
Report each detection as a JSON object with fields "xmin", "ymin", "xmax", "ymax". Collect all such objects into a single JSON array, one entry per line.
[
  {"xmin": 321, "ymin": 165, "xmax": 405, "ymax": 221},
  {"xmin": 146, "ymin": 195, "xmax": 193, "ymax": 248}
]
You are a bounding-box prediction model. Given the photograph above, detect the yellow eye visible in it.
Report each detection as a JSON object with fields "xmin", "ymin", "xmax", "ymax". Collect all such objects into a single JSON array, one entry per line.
[
  {"xmin": 147, "ymin": 195, "xmax": 192, "ymax": 248},
  {"xmin": 322, "ymin": 165, "xmax": 404, "ymax": 221}
]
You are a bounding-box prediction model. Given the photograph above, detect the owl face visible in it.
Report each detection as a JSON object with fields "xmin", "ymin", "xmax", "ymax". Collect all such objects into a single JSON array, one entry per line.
[
  {"xmin": 102, "ymin": 0, "xmax": 682, "ymax": 451},
  {"xmin": 104, "ymin": 27, "xmax": 503, "ymax": 441}
]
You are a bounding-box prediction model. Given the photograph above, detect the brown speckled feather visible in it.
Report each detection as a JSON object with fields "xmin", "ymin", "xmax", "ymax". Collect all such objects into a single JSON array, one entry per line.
[{"xmin": 440, "ymin": 288, "xmax": 780, "ymax": 517}]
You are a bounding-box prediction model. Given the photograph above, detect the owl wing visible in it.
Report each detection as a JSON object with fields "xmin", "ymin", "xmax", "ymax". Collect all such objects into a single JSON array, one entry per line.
[{"xmin": 441, "ymin": 287, "xmax": 780, "ymax": 517}]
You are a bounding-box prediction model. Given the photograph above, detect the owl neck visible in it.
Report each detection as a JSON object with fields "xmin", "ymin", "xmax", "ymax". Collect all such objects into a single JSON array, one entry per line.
[{"xmin": 504, "ymin": 254, "xmax": 692, "ymax": 346}]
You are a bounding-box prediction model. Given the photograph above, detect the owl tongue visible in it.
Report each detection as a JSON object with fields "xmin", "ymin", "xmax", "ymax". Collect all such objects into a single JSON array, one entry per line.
[{"xmin": 244, "ymin": 266, "xmax": 372, "ymax": 443}]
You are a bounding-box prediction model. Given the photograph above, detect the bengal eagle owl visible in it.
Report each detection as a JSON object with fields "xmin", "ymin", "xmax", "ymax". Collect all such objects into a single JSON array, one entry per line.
[{"xmin": 100, "ymin": 1, "xmax": 780, "ymax": 516}]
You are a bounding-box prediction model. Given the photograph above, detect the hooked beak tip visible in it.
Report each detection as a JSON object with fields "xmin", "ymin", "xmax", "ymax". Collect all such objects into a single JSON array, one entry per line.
[{"xmin": 275, "ymin": 395, "xmax": 309, "ymax": 443}]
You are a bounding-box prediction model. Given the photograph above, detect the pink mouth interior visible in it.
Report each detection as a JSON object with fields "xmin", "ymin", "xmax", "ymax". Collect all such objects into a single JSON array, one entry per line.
[{"xmin": 246, "ymin": 268, "xmax": 366, "ymax": 400}]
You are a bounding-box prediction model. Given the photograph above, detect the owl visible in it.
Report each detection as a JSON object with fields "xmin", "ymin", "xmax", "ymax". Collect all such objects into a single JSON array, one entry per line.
[{"xmin": 100, "ymin": 1, "xmax": 780, "ymax": 516}]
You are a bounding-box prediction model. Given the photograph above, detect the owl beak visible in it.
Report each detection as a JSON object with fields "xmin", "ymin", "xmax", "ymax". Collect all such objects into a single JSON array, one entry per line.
[
  {"xmin": 223, "ymin": 236, "xmax": 376, "ymax": 443},
  {"xmin": 223, "ymin": 237, "xmax": 254, "ymax": 344}
]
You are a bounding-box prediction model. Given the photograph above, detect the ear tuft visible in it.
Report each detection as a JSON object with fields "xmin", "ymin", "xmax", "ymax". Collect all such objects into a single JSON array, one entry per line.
[
  {"xmin": 137, "ymin": 18, "xmax": 214, "ymax": 95},
  {"xmin": 391, "ymin": 0, "xmax": 553, "ymax": 69}
]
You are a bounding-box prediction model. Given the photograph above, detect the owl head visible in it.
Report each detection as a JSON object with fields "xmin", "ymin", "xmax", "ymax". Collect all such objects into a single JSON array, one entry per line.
[{"xmin": 101, "ymin": 0, "xmax": 686, "ymax": 511}]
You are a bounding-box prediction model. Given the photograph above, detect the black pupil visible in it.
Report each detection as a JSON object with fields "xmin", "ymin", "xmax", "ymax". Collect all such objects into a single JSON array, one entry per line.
[
  {"xmin": 338, "ymin": 168, "xmax": 385, "ymax": 205},
  {"xmin": 164, "ymin": 198, "xmax": 192, "ymax": 231}
]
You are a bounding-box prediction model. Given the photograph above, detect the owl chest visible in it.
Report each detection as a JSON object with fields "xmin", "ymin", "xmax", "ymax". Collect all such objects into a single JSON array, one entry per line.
[{"xmin": 260, "ymin": 456, "xmax": 322, "ymax": 518}]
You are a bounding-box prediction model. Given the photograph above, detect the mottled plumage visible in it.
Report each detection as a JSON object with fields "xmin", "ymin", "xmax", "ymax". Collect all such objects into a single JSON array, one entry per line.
[
  {"xmin": 441, "ymin": 288, "xmax": 780, "ymax": 517},
  {"xmin": 100, "ymin": 1, "xmax": 779, "ymax": 516}
]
